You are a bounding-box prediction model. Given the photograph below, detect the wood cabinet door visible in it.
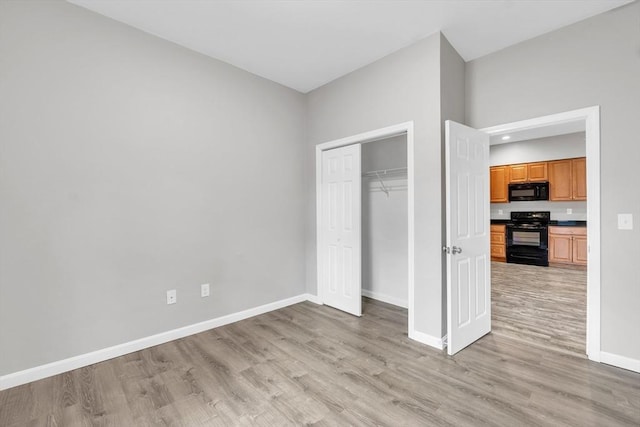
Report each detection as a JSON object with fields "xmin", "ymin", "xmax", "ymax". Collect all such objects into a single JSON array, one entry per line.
[
  {"xmin": 491, "ymin": 244, "xmax": 506, "ymax": 260},
  {"xmin": 572, "ymin": 157, "xmax": 587, "ymax": 200},
  {"xmin": 549, "ymin": 234, "xmax": 572, "ymax": 263},
  {"xmin": 490, "ymin": 225, "xmax": 506, "ymax": 261},
  {"xmin": 573, "ymin": 236, "xmax": 588, "ymax": 265},
  {"xmin": 509, "ymin": 164, "xmax": 527, "ymax": 182},
  {"xmin": 549, "ymin": 159, "xmax": 572, "ymax": 201},
  {"xmin": 490, "ymin": 231, "xmax": 505, "ymax": 245},
  {"xmin": 528, "ymin": 162, "xmax": 548, "ymax": 181},
  {"xmin": 490, "ymin": 166, "xmax": 508, "ymax": 203}
]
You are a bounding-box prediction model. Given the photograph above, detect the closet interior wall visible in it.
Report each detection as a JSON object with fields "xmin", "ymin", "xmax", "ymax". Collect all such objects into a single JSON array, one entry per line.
[{"xmin": 361, "ymin": 135, "xmax": 408, "ymax": 308}]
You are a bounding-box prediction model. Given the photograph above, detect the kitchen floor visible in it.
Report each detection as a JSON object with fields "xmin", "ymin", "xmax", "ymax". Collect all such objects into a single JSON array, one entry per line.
[{"xmin": 491, "ymin": 261, "xmax": 587, "ymax": 357}]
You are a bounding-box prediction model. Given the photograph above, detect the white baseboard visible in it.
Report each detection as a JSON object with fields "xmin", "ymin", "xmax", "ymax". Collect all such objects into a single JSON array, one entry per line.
[
  {"xmin": 304, "ymin": 293, "xmax": 322, "ymax": 305},
  {"xmin": 362, "ymin": 289, "xmax": 408, "ymax": 309},
  {"xmin": 600, "ymin": 351, "xmax": 640, "ymax": 373},
  {"xmin": 0, "ymin": 293, "xmax": 315, "ymax": 391},
  {"xmin": 409, "ymin": 329, "xmax": 446, "ymax": 350}
]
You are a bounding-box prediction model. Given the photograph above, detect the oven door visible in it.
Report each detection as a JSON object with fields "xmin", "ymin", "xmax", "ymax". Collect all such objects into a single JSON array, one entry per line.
[{"xmin": 506, "ymin": 224, "xmax": 549, "ymax": 266}]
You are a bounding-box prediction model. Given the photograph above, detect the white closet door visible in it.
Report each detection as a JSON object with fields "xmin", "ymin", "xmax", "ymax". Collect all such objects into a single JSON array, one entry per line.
[{"xmin": 321, "ymin": 144, "xmax": 362, "ymax": 316}]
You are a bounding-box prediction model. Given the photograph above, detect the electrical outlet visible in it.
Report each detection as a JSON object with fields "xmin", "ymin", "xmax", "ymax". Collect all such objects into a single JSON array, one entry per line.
[
  {"xmin": 618, "ymin": 213, "xmax": 633, "ymax": 230},
  {"xmin": 201, "ymin": 283, "xmax": 210, "ymax": 297},
  {"xmin": 167, "ymin": 289, "xmax": 177, "ymax": 305},
  {"xmin": 498, "ymin": 209, "xmax": 503, "ymax": 215},
  {"xmin": 566, "ymin": 208, "xmax": 572, "ymax": 215}
]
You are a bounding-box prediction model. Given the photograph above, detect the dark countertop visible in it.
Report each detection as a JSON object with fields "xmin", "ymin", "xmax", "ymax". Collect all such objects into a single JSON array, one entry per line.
[
  {"xmin": 491, "ymin": 219, "xmax": 587, "ymax": 227},
  {"xmin": 490, "ymin": 219, "xmax": 511, "ymax": 225},
  {"xmin": 549, "ymin": 220, "xmax": 587, "ymax": 227}
]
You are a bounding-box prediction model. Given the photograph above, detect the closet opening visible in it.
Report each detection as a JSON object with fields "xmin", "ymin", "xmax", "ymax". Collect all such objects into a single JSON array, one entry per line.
[
  {"xmin": 315, "ymin": 121, "xmax": 418, "ymax": 340},
  {"xmin": 362, "ymin": 135, "xmax": 408, "ymax": 310}
]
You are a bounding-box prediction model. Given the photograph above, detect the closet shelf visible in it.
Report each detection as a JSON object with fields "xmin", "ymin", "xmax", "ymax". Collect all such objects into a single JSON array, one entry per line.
[{"xmin": 361, "ymin": 167, "xmax": 407, "ymax": 179}]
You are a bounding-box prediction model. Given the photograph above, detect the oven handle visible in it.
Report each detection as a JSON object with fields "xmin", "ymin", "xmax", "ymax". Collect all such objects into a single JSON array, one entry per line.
[{"xmin": 507, "ymin": 225, "xmax": 548, "ymax": 231}]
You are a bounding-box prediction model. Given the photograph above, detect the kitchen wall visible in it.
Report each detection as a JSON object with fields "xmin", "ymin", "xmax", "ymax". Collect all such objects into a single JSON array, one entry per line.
[
  {"xmin": 467, "ymin": 1, "xmax": 640, "ymax": 361},
  {"xmin": 490, "ymin": 133, "xmax": 586, "ymax": 166},
  {"xmin": 362, "ymin": 136, "xmax": 408, "ymax": 308},
  {"xmin": 490, "ymin": 132, "xmax": 587, "ymax": 220},
  {"xmin": 0, "ymin": 0, "xmax": 306, "ymax": 376},
  {"xmin": 491, "ymin": 201, "xmax": 587, "ymax": 221}
]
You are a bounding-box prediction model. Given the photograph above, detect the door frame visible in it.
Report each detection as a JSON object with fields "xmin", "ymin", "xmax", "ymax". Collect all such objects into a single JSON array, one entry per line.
[
  {"xmin": 480, "ymin": 106, "xmax": 601, "ymax": 361},
  {"xmin": 316, "ymin": 121, "xmax": 417, "ymax": 338}
]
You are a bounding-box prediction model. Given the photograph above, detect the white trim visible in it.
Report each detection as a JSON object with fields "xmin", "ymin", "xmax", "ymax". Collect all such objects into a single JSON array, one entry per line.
[
  {"xmin": 0, "ymin": 293, "xmax": 316, "ymax": 391},
  {"xmin": 305, "ymin": 293, "xmax": 322, "ymax": 305},
  {"xmin": 409, "ymin": 330, "xmax": 446, "ymax": 350},
  {"xmin": 481, "ymin": 106, "xmax": 601, "ymax": 362},
  {"xmin": 362, "ymin": 289, "xmax": 408, "ymax": 309},
  {"xmin": 315, "ymin": 122, "xmax": 418, "ymax": 342},
  {"xmin": 600, "ymin": 352, "xmax": 640, "ymax": 373}
]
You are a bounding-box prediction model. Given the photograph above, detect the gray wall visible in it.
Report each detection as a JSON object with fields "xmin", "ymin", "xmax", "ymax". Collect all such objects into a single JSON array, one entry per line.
[
  {"xmin": 439, "ymin": 35, "xmax": 466, "ymax": 335},
  {"xmin": 362, "ymin": 135, "xmax": 407, "ymax": 172},
  {"xmin": 306, "ymin": 34, "xmax": 445, "ymax": 339},
  {"xmin": 0, "ymin": 0, "xmax": 306, "ymax": 375},
  {"xmin": 466, "ymin": 1, "xmax": 640, "ymax": 359},
  {"xmin": 490, "ymin": 133, "xmax": 586, "ymax": 166}
]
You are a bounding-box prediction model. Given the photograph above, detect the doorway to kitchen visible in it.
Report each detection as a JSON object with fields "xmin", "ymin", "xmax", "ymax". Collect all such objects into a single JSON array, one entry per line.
[{"xmin": 480, "ymin": 106, "xmax": 600, "ymax": 361}]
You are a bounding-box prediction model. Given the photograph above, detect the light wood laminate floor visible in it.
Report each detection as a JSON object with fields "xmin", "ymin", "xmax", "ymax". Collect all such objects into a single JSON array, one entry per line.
[
  {"xmin": 2, "ymin": 298, "xmax": 638, "ymax": 425},
  {"xmin": 491, "ymin": 261, "xmax": 587, "ymax": 357}
]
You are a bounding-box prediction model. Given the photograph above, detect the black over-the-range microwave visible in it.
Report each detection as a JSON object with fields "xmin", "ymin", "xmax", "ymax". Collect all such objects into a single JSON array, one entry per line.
[{"xmin": 508, "ymin": 181, "xmax": 549, "ymax": 201}]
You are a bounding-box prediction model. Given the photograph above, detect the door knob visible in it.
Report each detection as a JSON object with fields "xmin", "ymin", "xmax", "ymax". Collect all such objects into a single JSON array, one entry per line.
[{"xmin": 452, "ymin": 246, "xmax": 462, "ymax": 254}]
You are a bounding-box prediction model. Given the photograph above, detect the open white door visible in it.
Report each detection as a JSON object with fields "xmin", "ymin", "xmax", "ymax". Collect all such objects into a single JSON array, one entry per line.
[
  {"xmin": 320, "ymin": 144, "xmax": 362, "ymax": 316},
  {"xmin": 445, "ymin": 120, "xmax": 491, "ymax": 355}
]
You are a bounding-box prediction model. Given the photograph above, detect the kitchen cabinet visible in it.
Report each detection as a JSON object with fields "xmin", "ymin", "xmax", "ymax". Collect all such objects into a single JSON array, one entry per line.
[
  {"xmin": 549, "ymin": 157, "xmax": 586, "ymax": 201},
  {"xmin": 527, "ymin": 162, "xmax": 548, "ymax": 181},
  {"xmin": 490, "ymin": 166, "xmax": 509, "ymax": 203},
  {"xmin": 509, "ymin": 161, "xmax": 548, "ymax": 183},
  {"xmin": 572, "ymin": 157, "xmax": 587, "ymax": 200},
  {"xmin": 490, "ymin": 157, "xmax": 585, "ymax": 203},
  {"xmin": 509, "ymin": 164, "xmax": 528, "ymax": 182},
  {"xmin": 490, "ymin": 224, "xmax": 506, "ymax": 261},
  {"xmin": 549, "ymin": 226, "xmax": 587, "ymax": 266},
  {"xmin": 573, "ymin": 235, "xmax": 588, "ymax": 264}
]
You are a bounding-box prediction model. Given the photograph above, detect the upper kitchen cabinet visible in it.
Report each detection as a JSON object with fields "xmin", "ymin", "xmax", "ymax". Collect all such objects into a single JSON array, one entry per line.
[
  {"xmin": 549, "ymin": 157, "xmax": 586, "ymax": 201},
  {"xmin": 490, "ymin": 166, "xmax": 509, "ymax": 203},
  {"xmin": 509, "ymin": 162, "xmax": 548, "ymax": 183},
  {"xmin": 528, "ymin": 162, "xmax": 548, "ymax": 182},
  {"xmin": 572, "ymin": 157, "xmax": 587, "ymax": 200},
  {"xmin": 509, "ymin": 164, "xmax": 527, "ymax": 182}
]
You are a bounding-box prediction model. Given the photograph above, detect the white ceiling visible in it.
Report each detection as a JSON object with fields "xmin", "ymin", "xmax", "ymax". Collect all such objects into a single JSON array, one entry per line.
[
  {"xmin": 68, "ymin": 0, "xmax": 632, "ymax": 93},
  {"xmin": 488, "ymin": 120, "xmax": 585, "ymax": 145}
]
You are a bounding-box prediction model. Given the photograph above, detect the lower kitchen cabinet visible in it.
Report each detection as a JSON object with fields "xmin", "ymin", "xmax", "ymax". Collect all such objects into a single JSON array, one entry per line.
[
  {"xmin": 491, "ymin": 224, "xmax": 506, "ymax": 261},
  {"xmin": 572, "ymin": 235, "xmax": 588, "ymax": 264},
  {"xmin": 549, "ymin": 226, "xmax": 587, "ymax": 267}
]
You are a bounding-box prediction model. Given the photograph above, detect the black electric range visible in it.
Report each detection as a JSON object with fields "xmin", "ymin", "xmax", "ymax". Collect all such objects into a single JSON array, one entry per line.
[{"xmin": 506, "ymin": 211, "xmax": 550, "ymax": 267}]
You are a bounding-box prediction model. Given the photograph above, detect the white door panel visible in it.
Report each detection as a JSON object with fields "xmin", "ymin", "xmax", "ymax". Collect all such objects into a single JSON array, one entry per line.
[
  {"xmin": 446, "ymin": 121, "xmax": 491, "ymax": 355},
  {"xmin": 321, "ymin": 144, "xmax": 361, "ymax": 316}
]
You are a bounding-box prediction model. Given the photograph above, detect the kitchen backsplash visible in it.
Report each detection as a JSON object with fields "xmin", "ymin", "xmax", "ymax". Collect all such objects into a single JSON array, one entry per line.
[{"xmin": 491, "ymin": 200, "xmax": 587, "ymax": 221}]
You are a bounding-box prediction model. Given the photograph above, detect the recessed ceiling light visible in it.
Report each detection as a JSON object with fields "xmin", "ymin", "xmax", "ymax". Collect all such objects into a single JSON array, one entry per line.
[{"xmin": 501, "ymin": 135, "xmax": 511, "ymax": 141}]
